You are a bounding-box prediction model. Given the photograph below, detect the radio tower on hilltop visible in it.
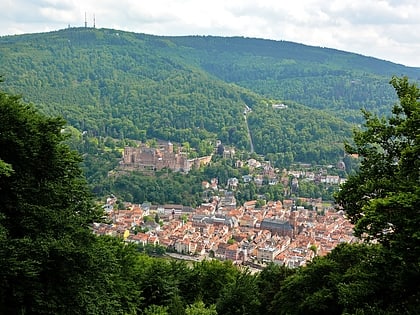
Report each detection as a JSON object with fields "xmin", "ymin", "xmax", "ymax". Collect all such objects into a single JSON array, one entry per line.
[
  {"xmin": 93, "ymin": 14, "xmax": 96, "ymax": 28},
  {"xmin": 84, "ymin": 12, "xmax": 87, "ymax": 28}
]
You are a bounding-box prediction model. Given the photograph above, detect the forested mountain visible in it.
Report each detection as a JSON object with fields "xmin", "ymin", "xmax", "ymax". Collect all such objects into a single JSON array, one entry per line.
[
  {"xmin": 1, "ymin": 27, "xmax": 419, "ymax": 167},
  {"xmin": 170, "ymin": 35, "xmax": 420, "ymax": 120}
]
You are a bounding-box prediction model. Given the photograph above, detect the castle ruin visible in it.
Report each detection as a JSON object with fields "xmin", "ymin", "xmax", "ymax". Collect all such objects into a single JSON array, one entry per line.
[{"xmin": 120, "ymin": 142, "xmax": 212, "ymax": 173}]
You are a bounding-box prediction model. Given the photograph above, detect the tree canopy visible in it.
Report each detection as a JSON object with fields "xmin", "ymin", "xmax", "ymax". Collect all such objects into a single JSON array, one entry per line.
[
  {"xmin": 0, "ymin": 88, "xmax": 141, "ymax": 314},
  {"xmin": 335, "ymin": 76, "xmax": 420, "ymax": 313}
]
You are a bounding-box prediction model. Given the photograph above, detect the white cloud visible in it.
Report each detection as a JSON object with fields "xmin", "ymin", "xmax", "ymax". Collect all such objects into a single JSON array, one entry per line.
[{"xmin": 0, "ymin": 0, "xmax": 419, "ymax": 67}]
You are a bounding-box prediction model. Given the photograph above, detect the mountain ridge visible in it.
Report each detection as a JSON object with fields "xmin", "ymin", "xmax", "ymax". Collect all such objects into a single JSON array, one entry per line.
[{"xmin": 4, "ymin": 27, "xmax": 418, "ymax": 69}]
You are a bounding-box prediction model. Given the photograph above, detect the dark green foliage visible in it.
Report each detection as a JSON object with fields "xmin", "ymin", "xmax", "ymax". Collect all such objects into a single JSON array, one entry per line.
[
  {"xmin": 247, "ymin": 102, "xmax": 352, "ymax": 167},
  {"xmin": 335, "ymin": 76, "xmax": 420, "ymax": 313},
  {"xmin": 337, "ymin": 77, "xmax": 420, "ymax": 251},
  {"xmin": 216, "ymin": 270, "xmax": 261, "ymax": 315},
  {"xmin": 192, "ymin": 259, "xmax": 240, "ymax": 305},
  {"xmin": 2, "ymin": 28, "xmax": 417, "ymax": 168},
  {"xmin": 256, "ymin": 263, "xmax": 295, "ymax": 315},
  {"xmin": 0, "ymin": 92, "xmax": 100, "ymax": 238},
  {"xmin": 98, "ymin": 168, "xmax": 205, "ymax": 206},
  {"xmin": 273, "ymin": 243, "xmax": 386, "ymax": 315},
  {"xmin": 168, "ymin": 260, "xmax": 195, "ymax": 305},
  {"xmin": 0, "ymin": 89, "xmax": 142, "ymax": 314},
  {"xmin": 137, "ymin": 259, "xmax": 180, "ymax": 309},
  {"xmin": 0, "ymin": 28, "xmax": 252, "ymax": 150},
  {"xmin": 168, "ymin": 35, "xmax": 420, "ymax": 121},
  {"xmin": 137, "ymin": 243, "xmax": 166, "ymax": 256}
]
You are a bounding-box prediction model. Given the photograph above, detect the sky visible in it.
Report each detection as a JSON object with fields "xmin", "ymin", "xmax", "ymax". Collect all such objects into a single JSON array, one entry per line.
[{"xmin": 2, "ymin": 0, "xmax": 420, "ymax": 67}]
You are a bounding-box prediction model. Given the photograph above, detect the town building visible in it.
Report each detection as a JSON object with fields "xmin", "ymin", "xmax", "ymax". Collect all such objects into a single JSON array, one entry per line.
[{"xmin": 260, "ymin": 218, "xmax": 294, "ymax": 237}]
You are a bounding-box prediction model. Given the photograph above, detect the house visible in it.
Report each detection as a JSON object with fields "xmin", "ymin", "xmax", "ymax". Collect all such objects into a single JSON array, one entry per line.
[
  {"xmin": 239, "ymin": 214, "xmax": 257, "ymax": 228},
  {"xmin": 305, "ymin": 172, "xmax": 315, "ymax": 181},
  {"xmin": 126, "ymin": 232, "xmax": 149, "ymax": 246},
  {"xmin": 215, "ymin": 243, "xmax": 229, "ymax": 260},
  {"xmin": 147, "ymin": 235, "xmax": 160, "ymax": 246},
  {"xmin": 218, "ymin": 191, "xmax": 237, "ymax": 209},
  {"xmin": 242, "ymin": 174, "xmax": 253, "ymax": 183},
  {"xmin": 141, "ymin": 202, "xmax": 151, "ymax": 216},
  {"xmin": 321, "ymin": 175, "xmax": 340, "ymax": 184},
  {"xmin": 223, "ymin": 146, "xmax": 235, "ymax": 159},
  {"xmin": 162, "ymin": 204, "xmax": 184, "ymax": 217},
  {"xmin": 227, "ymin": 177, "xmax": 239, "ymax": 189},
  {"xmin": 102, "ymin": 204, "xmax": 113, "ymax": 212},
  {"xmin": 159, "ymin": 237, "xmax": 175, "ymax": 249},
  {"xmin": 257, "ymin": 246, "xmax": 282, "ymax": 262},
  {"xmin": 225, "ymin": 243, "xmax": 240, "ymax": 261},
  {"xmin": 254, "ymin": 175, "xmax": 264, "ymax": 186},
  {"xmin": 243, "ymin": 200, "xmax": 257, "ymax": 210},
  {"xmin": 272, "ymin": 103, "xmax": 288, "ymax": 109},
  {"xmin": 288, "ymin": 170, "xmax": 303, "ymax": 178},
  {"xmin": 211, "ymin": 178, "xmax": 218, "ymax": 190},
  {"xmin": 174, "ymin": 239, "xmax": 196, "ymax": 254},
  {"xmin": 247, "ymin": 159, "xmax": 261, "ymax": 168},
  {"xmin": 141, "ymin": 220, "xmax": 160, "ymax": 232}
]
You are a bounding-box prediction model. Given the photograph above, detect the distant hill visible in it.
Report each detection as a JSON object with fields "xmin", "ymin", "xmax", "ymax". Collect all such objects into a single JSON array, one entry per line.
[
  {"xmin": 1, "ymin": 27, "xmax": 419, "ymax": 167},
  {"xmin": 166, "ymin": 35, "xmax": 420, "ymax": 120}
]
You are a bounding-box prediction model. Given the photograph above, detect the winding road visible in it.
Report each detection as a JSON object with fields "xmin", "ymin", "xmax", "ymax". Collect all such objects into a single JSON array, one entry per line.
[{"xmin": 243, "ymin": 106, "xmax": 254, "ymax": 153}]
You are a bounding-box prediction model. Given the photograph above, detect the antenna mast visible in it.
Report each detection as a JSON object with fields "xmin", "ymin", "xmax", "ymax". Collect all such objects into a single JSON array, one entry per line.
[
  {"xmin": 84, "ymin": 12, "xmax": 87, "ymax": 28},
  {"xmin": 93, "ymin": 14, "xmax": 96, "ymax": 28}
]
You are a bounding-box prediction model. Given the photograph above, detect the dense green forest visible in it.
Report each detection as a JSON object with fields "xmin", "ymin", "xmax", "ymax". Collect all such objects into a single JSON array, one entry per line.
[
  {"xmin": 1, "ymin": 27, "xmax": 419, "ymax": 173},
  {"xmin": 168, "ymin": 35, "xmax": 420, "ymax": 121},
  {"xmin": 1, "ymin": 77, "xmax": 418, "ymax": 314}
]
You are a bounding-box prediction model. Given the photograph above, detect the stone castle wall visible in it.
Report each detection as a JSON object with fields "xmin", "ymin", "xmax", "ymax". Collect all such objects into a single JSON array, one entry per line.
[{"xmin": 122, "ymin": 142, "xmax": 211, "ymax": 173}]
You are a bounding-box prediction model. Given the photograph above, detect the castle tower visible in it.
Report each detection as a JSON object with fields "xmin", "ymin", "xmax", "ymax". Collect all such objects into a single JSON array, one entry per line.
[{"xmin": 123, "ymin": 147, "xmax": 136, "ymax": 164}]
